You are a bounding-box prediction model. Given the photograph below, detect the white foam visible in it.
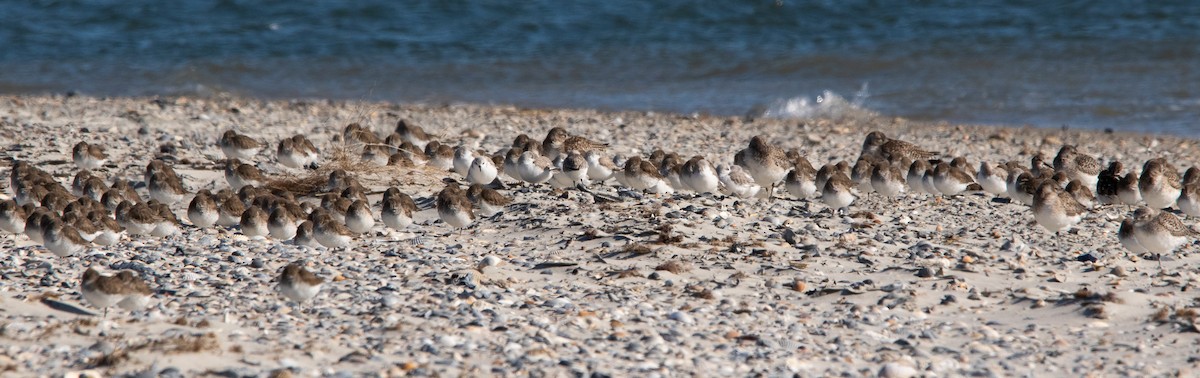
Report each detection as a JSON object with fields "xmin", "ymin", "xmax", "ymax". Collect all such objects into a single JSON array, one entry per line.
[{"xmin": 761, "ymin": 85, "xmax": 877, "ymax": 121}]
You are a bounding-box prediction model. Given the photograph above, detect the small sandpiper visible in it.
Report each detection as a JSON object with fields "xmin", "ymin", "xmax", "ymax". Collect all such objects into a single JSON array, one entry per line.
[
  {"xmin": 225, "ymin": 160, "xmax": 267, "ymax": 191},
  {"xmin": 0, "ymin": 200, "xmax": 29, "ymax": 233},
  {"xmin": 1139, "ymin": 158, "xmax": 1182, "ymax": 209},
  {"xmin": 860, "ymin": 131, "xmax": 935, "ymax": 164},
  {"xmin": 1053, "ymin": 145, "xmax": 1101, "ymax": 190},
  {"xmin": 467, "ymin": 155, "xmax": 499, "ymax": 186},
  {"xmin": 821, "ymin": 171, "xmax": 857, "ymax": 214},
  {"xmin": 1095, "ymin": 161, "xmax": 1123, "ymax": 205},
  {"xmin": 1118, "ymin": 217, "xmax": 1148, "ymax": 254},
  {"xmin": 395, "ymin": 120, "xmax": 435, "ymax": 150},
  {"xmin": 81, "ymin": 267, "xmax": 153, "ymax": 317},
  {"xmin": 42, "ymin": 217, "xmax": 89, "ymax": 257},
  {"xmin": 72, "ymin": 141, "xmax": 108, "ymax": 170},
  {"xmin": 437, "ymin": 182, "xmax": 475, "ymax": 231},
  {"xmin": 268, "ymin": 205, "xmax": 299, "ymax": 240},
  {"xmin": 623, "ymin": 156, "xmax": 670, "ymax": 193},
  {"xmin": 1117, "ymin": 171, "xmax": 1142, "ymax": 206},
  {"xmin": 292, "ymin": 220, "xmax": 322, "ymax": 248},
  {"xmin": 559, "ymin": 151, "xmax": 590, "ymax": 187},
  {"xmin": 116, "ymin": 201, "xmax": 161, "ymax": 236},
  {"xmin": 1177, "ymin": 182, "xmax": 1200, "ymax": 217},
  {"xmin": 680, "ymin": 156, "xmax": 720, "ymax": 195},
  {"xmin": 784, "ymin": 156, "xmax": 818, "ymax": 200},
  {"xmin": 149, "ymin": 201, "xmax": 181, "ymax": 237},
  {"xmin": 734, "ymin": 136, "xmax": 791, "ymax": 198},
  {"xmin": 906, "ymin": 160, "xmax": 933, "ymax": 196},
  {"xmin": 1032, "ymin": 182, "xmax": 1086, "ymax": 233},
  {"xmin": 467, "ymin": 184, "xmax": 512, "ymax": 217},
  {"xmin": 850, "ymin": 157, "xmax": 879, "ymax": 194},
  {"xmin": 584, "ymin": 150, "xmax": 617, "ymax": 183},
  {"xmin": 516, "ymin": 150, "xmax": 555, "ymax": 184},
  {"xmin": 426, "ymin": 142, "xmax": 455, "ymax": 171},
  {"xmin": 976, "ymin": 162, "xmax": 1008, "ymax": 196},
  {"xmin": 1065, "ymin": 180, "xmax": 1095, "ymax": 209},
  {"xmin": 277, "ymin": 135, "xmax": 321, "ymax": 169},
  {"xmin": 344, "ymin": 200, "xmax": 375, "ymax": 234},
  {"xmin": 452, "ymin": 145, "xmax": 476, "ymax": 177},
  {"xmin": 381, "ymin": 187, "xmax": 418, "ymax": 231},
  {"xmin": 278, "ymin": 261, "xmax": 324, "ymax": 304},
  {"xmin": 312, "ymin": 210, "xmax": 354, "ymax": 249},
  {"xmin": 717, "ymin": 164, "xmax": 763, "ymax": 199},
  {"xmin": 187, "ymin": 190, "xmax": 219, "ymax": 228},
  {"xmin": 87, "ymin": 210, "xmax": 123, "ymax": 246},
  {"xmin": 239, "ymin": 206, "xmax": 270, "ymax": 238},
  {"xmin": 216, "ymin": 195, "xmax": 246, "ymax": 228},
  {"xmin": 147, "ymin": 169, "xmax": 187, "ymax": 205},
  {"xmin": 870, "ymin": 160, "xmax": 906, "ymax": 199},
  {"xmin": 931, "ymin": 162, "xmax": 976, "ymax": 196},
  {"xmin": 1131, "ymin": 207, "xmax": 1198, "ymax": 257},
  {"xmin": 219, "ymin": 130, "xmax": 263, "ymax": 161}
]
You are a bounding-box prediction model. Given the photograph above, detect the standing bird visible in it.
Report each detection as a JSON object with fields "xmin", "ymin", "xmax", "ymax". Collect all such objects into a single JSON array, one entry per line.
[
  {"xmin": 437, "ymin": 182, "xmax": 475, "ymax": 231},
  {"xmin": 584, "ymin": 150, "xmax": 617, "ymax": 183},
  {"xmin": 344, "ymin": 200, "xmax": 375, "ymax": 234},
  {"xmin": 268, "ymin": 205, "xmax": 299, "ymax": 240},
  {"xmin": 821, "ymin": 172, "xmax": 857, "ymax": 214},
  {"xmin": 80, "ymin": 268, "xmax": 153, "ymax": 318},
  {"xmin": 870, "ymin": 160, "xmax": 906, "ymax": 199},
  {"xmin": 1053, "ymin": 145, "xmax": 1102, "ymax": 191},
  {"xmin": 72, "ymin": 142, "xmax": 108, "ymax": 170},
  {"xmin": 679, "ymin": 156, "xmax": 720, "ymax": 195},
  {"xmin": 860, "ymin": 131, "xmax": 935, "ymax": 165},
  {"xmin": 381, "ymin": 188, "xmax": 418, "ymax": 231},
  {"xmin": 1140, "ymin": 158, "xmax": 1182, "ymax": 209},
  {"xmin": 1032, "ymin": 182, "xmax": 1087, "ymax": 233},
  {"xmin": 734, "ymin": 136, "xmax": 791, "ymax": 199},
  {"xmin": 277, "ymin": 261, "xmax": 324, "ymax": 303},
  {"xmin": 717, "ymin": 164, "xmax": 763, "ymax": 199},
  {"xmin": 1095, "ymin": 161, "xmax": 1123, "ymax": 205},
  {"xmin": 466, "ymin": 184, "xmax": 512, "ymax": 217},
  {"xmin": 219, "ymin": 130, "xmax": 263, "ymax": 161},
  {"xmin": 395, "ymin": 120, "xmax": 435, "ymax": 150},
  {"xmin": 1131, "ymin": 207, "xmax": 1199, "ymax": 259},
  {"xmin": 976, "ymin": 162, "xmax": 1008, "ymax": 196},
  {"xmin": 466, "ymin": 156, "xmax": 499, "ymax": 186}
]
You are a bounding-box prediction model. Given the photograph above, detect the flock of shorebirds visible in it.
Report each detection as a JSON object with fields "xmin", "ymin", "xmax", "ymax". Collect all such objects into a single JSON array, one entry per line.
[{"xmin": 3, "ymin": 120, "xmax": 1197, "ymax": 318}]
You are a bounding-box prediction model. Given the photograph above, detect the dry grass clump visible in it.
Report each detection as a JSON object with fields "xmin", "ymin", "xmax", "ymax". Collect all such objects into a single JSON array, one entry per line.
[
  {"xmin": 655, "ymin": 261, "xmax": 692, "ymax": 274},
  {"xmin": 264, "ymin": 143, "xmax": 440, "ymax": 196}
]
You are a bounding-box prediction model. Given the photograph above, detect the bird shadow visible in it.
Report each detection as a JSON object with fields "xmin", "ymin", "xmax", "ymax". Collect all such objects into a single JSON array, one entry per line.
[{"xmin": 40, "ymin": 298, "xmax": 97, "ymax": 316}]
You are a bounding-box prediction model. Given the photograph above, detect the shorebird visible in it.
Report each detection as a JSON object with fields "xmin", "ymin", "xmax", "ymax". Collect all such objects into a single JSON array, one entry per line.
[
  {"xmin": 72, "ymin": 141, "xmax": 108, "ymax": 170},
  {"xmin": 312, "ymin": 210, "xmax": 354, "ymax": 249},
  {"xmin": 1095, "ymin": 161, "xmax": 1123, "ymax": 205},
  {"xmin": 219, "ymin": 130, "xmax": 263, "ymax": 161},
  {"xmin": 1140, "ymin": 158, "xmax": 1182, "ymax": 209},
  {"xmin": 623, "ymin": 156, "xmax": 669, "ymax": 193},
  {"xmin": 931, "ymin": 162, "xmax": 976, "ymax": 196},
  {"xmin": 1117, "ymin": 171, "xmax": 1142, "ymax": 206},
  {"xmin": 453, "ymin": 145, "xmax": 476, "ymax": 177},
  {"xmin": 1131, "ymin": 207, "xmax": 1198, "ymax": 258},
  {"xmin": 292, "ymin": 220, "xmax": 322, "ymax": 248},
  {"xmin": 395, "ymin": 120, "xmax": 434, "ymax": 150},
  {"xmin": 437, "ymin": 182, "xmax": 475, "ymax": 231},
  {"xmin": 187, "ymin": 190, "xmax": 219, "ymax": 228},
  {"xmin": 268, "ymin": 205, "xmax": 299, "ymax": 240},
  {"xmin": 976, "ymin": 162, "xmax": 1008, "ymax": 196},
  {"xmin": 1065, "ymin": 180, "xmax": 1095, "ymax": 210},
  {"xmin": 1053, "ymin": 145, "xmax": 1101, "ymax": 190},
  {"xmin": 467, "ymin": 184, "xmax": 512, "ymax": 217},
  {"xmin": 81, "ymin": 268, "xmax": 153, "ymax": 318},
  {"xmin": 1032, "ymin": 182, "xmax": 1086, "ymax": 233},
  {"xmin": 734, "ymin": 136, "xmax": 790, "ymax": 199},
  {"xmin": 381, "ymin": 187, "xmax": 417, "ymax": 231},
  {"xmin": 821, "ymin": 171, "xmax": 857, "ymax": 214},
  {"xmin": 115, "ymin": 201, "xmax": 161, "ymax": 236},
  {"xmin": 344, "ymin": 200, "xmax": 375, "ymax": 234},
  {"xmin": 147, "ymin": 169, "xmax": 187, "ymax": 205},
  {"xmin": 224, "ymin": 160, "xmax": 267, "ymax": 191},
  {"xmin": 278, "ymin": 261, "xmax": 324, "ymax": 304},
  {"xmin": 86, "ymin": 210, "xmax": 122, "ymax": 246},
  {"xmin": 870, "ymin": 160, "xmax": 906, "ymax": 199},
  {"xmin": 860, "ymin": 131, "xmax": 935, "ymax": 164},
  {"xmin": 906, "ymin": 160, "xmax": 934, "ymax": 196},
  {"xmin": 425, "ymin": 142, "xmax": 455, "ymax": 171},
  {"xmin": 517, "ymin": 150, "xmax": 555, "ymax": 185},
  {"xmin": 216, "ymin": 195, "xmax": 245, "ymax": 228},
  {"xmin": 1118, "ymin": 218, "xmax": 1148, "ymax": 255},
  {"xmin": 850, "ymin": 157, "xmax": 878, "ymax": 194},
  {"xmin": 149, "ymin": 201, "xmax": 181, "ymax": 237},
  {"xmin": 41, "ymin": 217, "xmax": 88, "ymax": 257},
  {"xmin": 0, "ymin": 200, "xmax": 29, "ymax": 233},
  {"xmin": 679, "ymin": 156, "xmax": 720, "ymax": 195},
  {"xmin": 239, "ymin": 206, "xmax": 269, "ymax": 238},
  {"xmin": 277, "ymin": 135, "xmax": 319, "ymax": 169},
  {"xmin": 717, "ymin": 164, "xmax": 762, "ymax": 199},
  {"xmin": 467, "ymin": 156, "xmax": 499, "ymax": 185},
  {"xmin": 584, "ymin": 150, "xmax": 617, "ymax": 183}
]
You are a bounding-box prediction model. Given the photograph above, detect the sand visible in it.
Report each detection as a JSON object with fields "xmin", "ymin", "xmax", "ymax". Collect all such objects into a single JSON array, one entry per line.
[{"xmin": 1, "ymin": 94, "xmax": 1199, "ymax": 376}]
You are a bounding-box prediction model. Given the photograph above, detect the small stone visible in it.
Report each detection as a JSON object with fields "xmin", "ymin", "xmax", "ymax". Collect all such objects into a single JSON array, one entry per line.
[{"xmin": 878, "ymin": 363, "xmax": 918, "ymax": 378}]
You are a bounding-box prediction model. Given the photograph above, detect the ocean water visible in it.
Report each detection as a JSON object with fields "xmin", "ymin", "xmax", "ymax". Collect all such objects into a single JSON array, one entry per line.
[{"xmin": 1, "ymin": 1, "xmax": 1198, "ymax": 134}]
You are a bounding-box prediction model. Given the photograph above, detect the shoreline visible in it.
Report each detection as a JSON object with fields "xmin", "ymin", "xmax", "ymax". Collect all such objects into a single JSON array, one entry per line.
[{"xmin": 1, "ymin": 94, "xmax": 1199, "ymax": 376}]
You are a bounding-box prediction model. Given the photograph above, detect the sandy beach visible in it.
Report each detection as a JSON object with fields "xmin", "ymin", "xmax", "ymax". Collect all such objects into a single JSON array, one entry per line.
[{"xmin": 2, "ymin": 94, "xmax": 1200, "ymax": 377}]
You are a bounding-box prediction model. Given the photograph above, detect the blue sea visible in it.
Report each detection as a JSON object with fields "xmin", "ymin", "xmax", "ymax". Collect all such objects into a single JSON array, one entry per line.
[{"xmin": 2, "ymin": 1, "xmax": 1199, "ymax": 134}]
